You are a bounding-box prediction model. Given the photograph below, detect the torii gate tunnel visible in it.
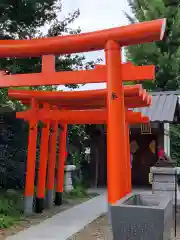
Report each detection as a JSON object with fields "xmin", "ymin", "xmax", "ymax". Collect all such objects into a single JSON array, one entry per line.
[{"xmin": 0, "ymin": 18, "xmax": 166, "ymax": 215}]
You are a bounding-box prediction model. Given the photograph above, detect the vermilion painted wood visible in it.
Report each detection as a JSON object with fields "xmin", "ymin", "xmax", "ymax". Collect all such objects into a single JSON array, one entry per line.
[
  {"xmin": 0, "ymin": 19, "xmax": 165, "ymax": 58},
  {"xmin": 16, "ymin": 109, "xmax": 149, "ymax": 124},
  {"xmin": 56, "ymin": 124, "xmax": 67, "ymax": 193},
  {"xmin": 8, "ymin": 85, "xmax": 145, "ymax": 100},
  {"xmin": 1, "ymin": 18, "xmax": 164, "ymax": 207},
  {"xmin": 126, "ymin": 123, "xmax": 132, "ymax": 194},
  {"xmin": 24, "ymin": 99, "xmax": 38, "ymax": 197},
  {"xmin": 0, "ymin": 62, "xmax": 155, "ymax": 87},
  {"xmin": 47, "ymin": 120, "xmax": 59, "ymax": 192},
  {"xmin": 105, "ymin": 41, "xmax": 127, "ymax": 202},
  {"xmin": 36, "ymin": 103, "xmax": 50, "ymax": 199},
  {"xmin": 19, "ymin": 96, "xmax": 152, "ymax": 109},
  {"xmin": 95, "ymin": 63, "xmax": 155, "ymax": 83},
  {"xmin": 19, "ymin": 100, "xmax": 151, "ymax": 109},
  {"xmin": 8, "ymin": 87, "xmax": 152, "ymax": 109}
]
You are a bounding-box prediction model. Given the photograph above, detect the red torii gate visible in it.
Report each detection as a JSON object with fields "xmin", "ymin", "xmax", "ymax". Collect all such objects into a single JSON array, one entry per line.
[
  {"xmin": 9, "ymin": 84, "xmax": 151, "ymax": 213},
  {"xmin": 0, "ymin": 18, "xmax": 166, "ymax": 215}
]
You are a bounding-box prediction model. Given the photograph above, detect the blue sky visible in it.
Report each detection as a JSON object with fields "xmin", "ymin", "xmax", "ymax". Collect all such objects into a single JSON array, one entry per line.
[{"xmin": 58, "ymin": 0, "xmax": 131, "ymax": 91}]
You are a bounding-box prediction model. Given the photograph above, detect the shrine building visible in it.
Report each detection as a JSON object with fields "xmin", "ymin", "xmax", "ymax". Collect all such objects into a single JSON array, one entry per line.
[{"xmin": 88, "ymin": 91, "xmax": 180, "ymax": 188}]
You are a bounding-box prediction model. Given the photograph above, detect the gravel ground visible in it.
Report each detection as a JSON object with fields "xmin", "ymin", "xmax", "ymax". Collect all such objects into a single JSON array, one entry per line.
[
  {"xmin": 68, "ymin": 214, "xmax": 180, "ymax": 240},
  {"xmin": 68, "ymin": 215, "xmax": 113, "ymax": 240}
]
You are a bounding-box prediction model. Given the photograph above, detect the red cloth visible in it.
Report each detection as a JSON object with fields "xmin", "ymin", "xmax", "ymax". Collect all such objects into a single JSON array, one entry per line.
[{"xmin": 158, "ymin": 149, "xmax": 165, "ymax": 158}]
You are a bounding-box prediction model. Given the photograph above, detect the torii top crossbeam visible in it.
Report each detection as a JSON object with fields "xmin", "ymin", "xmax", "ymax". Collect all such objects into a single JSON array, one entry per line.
[
  {"xmin": 0, "ymin": 19, "xmax": 165, "ymax": 57},
  {"xmin": 8, "ymin": 85, "xmax": 152, "ymax": 109},
  {"xmin": 9, "ymin": 85, "xmax": 151, "ymax": 125}
]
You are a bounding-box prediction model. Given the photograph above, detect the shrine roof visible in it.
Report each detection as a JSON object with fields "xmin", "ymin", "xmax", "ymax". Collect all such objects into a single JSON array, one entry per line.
[{"xmin": 133, "ymin": 91, "xmax": 180, "ymax": 123}]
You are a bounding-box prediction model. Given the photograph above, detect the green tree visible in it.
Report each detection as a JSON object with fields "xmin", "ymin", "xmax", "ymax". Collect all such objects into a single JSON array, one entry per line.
[
  {"xmin": 125, "ymin": 0, "xmax": 180, "ymax": 91},
  {"xmin": 0, "ymin": 1, "xmax": 98, "ymax": 188},
  {"xmin": 0, "ymin": 0, "xmax": 96, "ymax": 108},
  {"xmin": 170, "ymin": 124, "xmax": 180, "ymax": 164},
  {"xmin": 126, "ymin": 0, "xmax": 180, "ymax": 162}
]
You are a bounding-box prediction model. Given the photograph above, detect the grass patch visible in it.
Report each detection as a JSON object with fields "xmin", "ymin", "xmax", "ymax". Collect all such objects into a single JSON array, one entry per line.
[
  {"xmin": 63, "ymin": 185, "xmax": 89, "ymax": 199},
  {"xmin": 63, "ymin": 185, "xmax": 99, "ymax": 201},
  {"xmin": 0, "ymin": 186, "xmax": 99, "ymax": 229},
  {"xmin": 0, "ymin": 190, "xmax": 23, "ymax": 228}
]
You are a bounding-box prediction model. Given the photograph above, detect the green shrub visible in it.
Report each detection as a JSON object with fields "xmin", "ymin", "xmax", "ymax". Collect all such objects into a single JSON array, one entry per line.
[
  {"xmin": 170, "ymin": 124, "xmax": 180, "ymax": 165},
  {"xmin": 64, "ymin": 185, "xmax": 89, "ymax": 199},
  {"xmin": 70, "ymin": 185, "xmax": 88, "ymax": 197},
  {"xmin": 0, "ymin": 215, "xmax": 16, "ymax": 228},
  {"xmin": 0, "ymin": 190, "xmax": 22, "ymax": 228}
]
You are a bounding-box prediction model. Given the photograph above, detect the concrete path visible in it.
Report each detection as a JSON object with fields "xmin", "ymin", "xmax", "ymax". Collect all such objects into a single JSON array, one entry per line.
[{"xmin": 7, "ymin": 192, "xmax": 107, "ymax": 240}]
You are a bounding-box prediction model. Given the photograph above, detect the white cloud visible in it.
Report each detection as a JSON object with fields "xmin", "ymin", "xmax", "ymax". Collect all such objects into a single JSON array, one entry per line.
[
  {"xmin": 58, "ymin": 0, "xmax": 131, "ymax": 91},
  {"xmin": 62, "ymin": 0, "xmax": 131, "ymax": 31}
]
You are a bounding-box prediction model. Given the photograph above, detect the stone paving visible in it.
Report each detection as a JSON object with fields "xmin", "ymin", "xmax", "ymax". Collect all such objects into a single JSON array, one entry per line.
[
  {"xmin": 6, "ymin": 188, "xmax": 180, "ymax": 240},
  {"xmin": 6, "ymin": 192, "xmax": 107, "ymax": 240}
]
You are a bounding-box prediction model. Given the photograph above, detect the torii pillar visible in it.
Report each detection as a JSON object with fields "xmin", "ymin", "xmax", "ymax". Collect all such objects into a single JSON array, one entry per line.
[
  {"xmin": 55, "ymin": 123, "xmax": 68, "ymax": 205},
  {"xmin": 105, "ymin": 41, "xmax": 127, "ymax": 204},
  {"xmin": 46, "ymin": 119, "xmax": 59, "ymax": 208},
  {"xmin": 24, "ymin": 99, "xmax": 38, "ymax": 215},
  {"xmin": 35, "ymin": 103, "xmax": 50, "ymax": 213}
]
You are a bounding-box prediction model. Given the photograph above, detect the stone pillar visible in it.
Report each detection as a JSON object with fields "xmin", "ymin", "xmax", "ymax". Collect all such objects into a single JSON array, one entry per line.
[
  {"xmin": 64, "ymin": 165, "xmax": 76, "ymax": 192},
  {"xmin": 150, "ymin": 166, "xmax": 180, "ymax": 205}
]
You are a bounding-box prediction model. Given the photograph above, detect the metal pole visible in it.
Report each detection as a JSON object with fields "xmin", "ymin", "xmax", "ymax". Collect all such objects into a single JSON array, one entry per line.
[{"xmin": 175, "ymin": 171, "xmax": 177, "ymax": 237}]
